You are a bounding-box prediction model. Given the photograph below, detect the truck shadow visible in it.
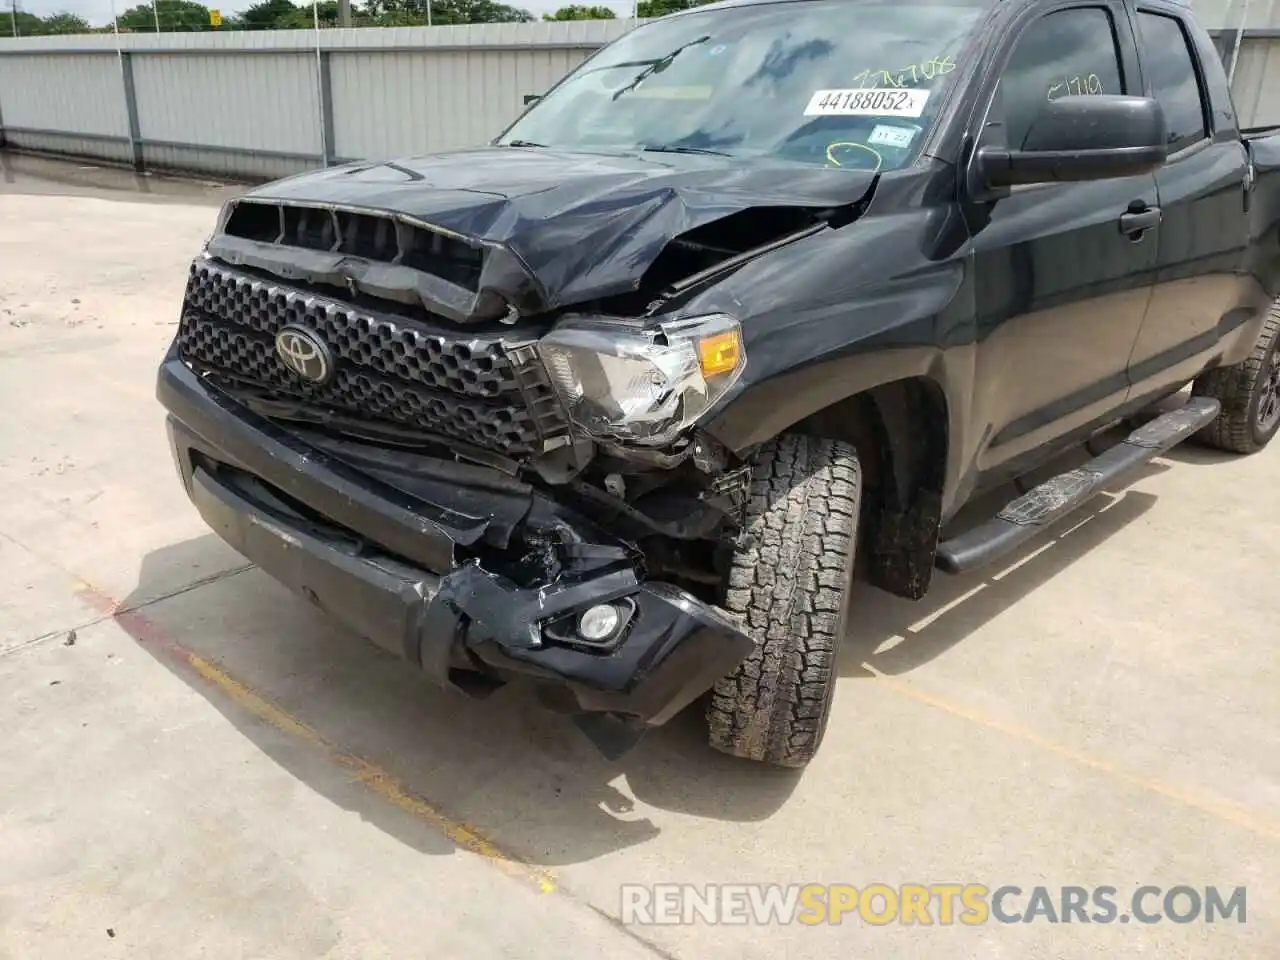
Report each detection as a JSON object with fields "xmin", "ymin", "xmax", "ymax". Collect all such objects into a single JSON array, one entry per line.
[
  {"xmin": 111, "ymin": 536, "xmax": 800, "ymax": 868},
  {"xmin": 110, "ymin": 464, "xmax": 1163, "ymax": 870},
  {"xmin": 1157, "ymin": 443, "xmax": 1242, "ymax": 466},
  {"xmin": 841, "ymin": 481, "xmax": 1160, "ymax": 677}
]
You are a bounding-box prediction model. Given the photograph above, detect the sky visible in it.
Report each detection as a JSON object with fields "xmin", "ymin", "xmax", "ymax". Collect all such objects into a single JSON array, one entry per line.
[{"xmin": 11, "ymin": 0, "xmax": 636, "ymax": 27}]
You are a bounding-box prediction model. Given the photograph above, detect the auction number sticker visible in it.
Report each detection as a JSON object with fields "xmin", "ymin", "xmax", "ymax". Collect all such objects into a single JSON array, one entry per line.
[{"xmin": 804, "ymin": 88, "xmax": 930, "ymax": 118}]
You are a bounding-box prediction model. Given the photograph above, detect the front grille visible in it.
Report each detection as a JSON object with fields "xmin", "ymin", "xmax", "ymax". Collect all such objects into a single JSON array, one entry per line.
[
  {"xmin": 177, "ymin": 262, "xmax": 564, "ymax": 455},
  {"xmin": 223, "ymin": 200, "xmax": 485, "ymax": 291}
]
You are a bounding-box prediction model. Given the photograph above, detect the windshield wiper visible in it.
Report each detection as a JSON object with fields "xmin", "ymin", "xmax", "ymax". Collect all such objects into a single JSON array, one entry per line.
[
  {"xmin": 641, "ymin": 144, "xmax": 732, "ymax": 157},
  {"xmin": 504, "ymin": 139, "xmax": 547, "ymax": 148},
  {"xmin": 607, "ymin": 36, "xmax": 712, "ymax": 101},
  {"xmin": 578, "ymin": 35, "xmax": 711, "ymax": 80}
]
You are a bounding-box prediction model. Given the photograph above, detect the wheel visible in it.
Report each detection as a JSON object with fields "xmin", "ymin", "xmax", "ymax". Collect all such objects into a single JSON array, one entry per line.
[
  {"xmin": 1191, "ymin": 303, "xmax": 1280, "ymax": 454},
  {"xmin": 706, "ymin": 434, "xmax": 862, "ymax": 768}
]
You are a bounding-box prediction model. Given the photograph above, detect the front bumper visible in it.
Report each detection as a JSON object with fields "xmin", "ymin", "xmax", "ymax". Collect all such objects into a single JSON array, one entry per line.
[{"xmin": 157, "ymin": 351, "xmax": 753, "ymax": 734}]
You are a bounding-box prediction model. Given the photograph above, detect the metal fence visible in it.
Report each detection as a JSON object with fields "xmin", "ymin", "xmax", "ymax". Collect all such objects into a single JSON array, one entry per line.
[
  {"xmin": 0, "ymin": 12, "xmax": 1278, "ymax": 183},
  {"xmin": 0, "ymin": 22, "xmax": 635, "ymax": 180}
]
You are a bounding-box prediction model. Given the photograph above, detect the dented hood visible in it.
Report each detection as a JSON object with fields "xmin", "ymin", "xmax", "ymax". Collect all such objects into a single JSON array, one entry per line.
[{"xmin": 238, "ymin": 146, "xmax": 876, "ymax": 319}]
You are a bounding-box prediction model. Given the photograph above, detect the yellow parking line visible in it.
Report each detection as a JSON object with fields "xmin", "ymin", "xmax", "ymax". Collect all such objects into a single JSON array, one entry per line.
[
  {"xmin": 65, "ymin": 555, "xmax": 1279, "ymax": 864},
  {"xmin": 869, "ymin": 668, "xmax": 1280, "ymax": 843},
  {"xmin": 74, "ymin": 580, "xmax": 559, "ymax": 895},
  {"xmin": 184, "ymin": 651, "xmax": 558, "ymax": 893}
]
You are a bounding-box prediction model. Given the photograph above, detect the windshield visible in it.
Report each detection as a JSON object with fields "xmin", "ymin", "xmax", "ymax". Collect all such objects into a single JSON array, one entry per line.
[{"xmin": 499, "ymin": 0, "xmax": 989, "ymax": 172}]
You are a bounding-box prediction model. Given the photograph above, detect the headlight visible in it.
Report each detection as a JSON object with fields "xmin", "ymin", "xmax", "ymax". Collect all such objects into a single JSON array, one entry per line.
[{"xmin": 535, "ymin": 314, "xmax": 745, "ymax": 446}]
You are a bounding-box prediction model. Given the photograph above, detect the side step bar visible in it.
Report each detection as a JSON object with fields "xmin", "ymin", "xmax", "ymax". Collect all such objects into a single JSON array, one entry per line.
[{"xmin": 936, "ymin": 396, "xmax": 1221, "ymax": 575}]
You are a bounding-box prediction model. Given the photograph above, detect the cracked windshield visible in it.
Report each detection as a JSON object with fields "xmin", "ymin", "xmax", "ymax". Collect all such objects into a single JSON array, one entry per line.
[{"xmin": 500, "ymin": 0, "xmax": 988, "ymax": 171}]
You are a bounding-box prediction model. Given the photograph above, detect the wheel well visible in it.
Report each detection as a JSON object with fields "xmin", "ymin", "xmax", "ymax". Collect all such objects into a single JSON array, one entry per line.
[{"xmin": 791, "ymin": 377, "xmax": 948, "ymax": 599}]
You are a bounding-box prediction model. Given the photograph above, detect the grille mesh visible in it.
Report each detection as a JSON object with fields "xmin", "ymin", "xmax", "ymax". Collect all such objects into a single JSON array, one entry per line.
[{"xmin": 177, "ymin": 263, "xmax": 558, "ymax": 455}]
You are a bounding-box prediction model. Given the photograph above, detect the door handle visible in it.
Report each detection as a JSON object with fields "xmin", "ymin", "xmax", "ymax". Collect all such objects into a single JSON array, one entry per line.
[{"xmin": 1119, "ymin": 207, "xmax": 1162, "ymax": 237}]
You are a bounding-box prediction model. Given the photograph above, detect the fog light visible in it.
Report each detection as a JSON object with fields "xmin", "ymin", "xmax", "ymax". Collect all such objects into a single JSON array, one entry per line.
[{"xmin": 577, "ymin": 604, "xmax": 621, "ymax": 642}]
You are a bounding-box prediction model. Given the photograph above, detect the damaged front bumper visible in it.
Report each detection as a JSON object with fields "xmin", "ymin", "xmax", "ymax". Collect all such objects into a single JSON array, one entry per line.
[{"xmin": 156, "ymin": 350, "xmax": 754, "ymax": 749}]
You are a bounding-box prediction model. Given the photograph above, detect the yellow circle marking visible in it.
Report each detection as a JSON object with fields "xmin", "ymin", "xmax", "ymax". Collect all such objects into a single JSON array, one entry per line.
[{"xmin": 825, "ymin": 141, "xmax": 884, "ymax": 171}]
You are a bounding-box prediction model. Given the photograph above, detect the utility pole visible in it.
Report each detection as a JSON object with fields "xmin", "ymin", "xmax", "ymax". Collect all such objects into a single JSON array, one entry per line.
[
  {"xmin": 312, "ymin": 0, "xmax": 325, "ymax": 163},
  {"xmin": 338, "ymin": 0, "xmax": 351, "ymax": 26},
  {"xmin": 1228, "ymin": 0, "xmax": 1254, "ymax": 85},
  {"xmin": 153, "ymin": 0, "xmax": 161, "ymax": 31},
  {"xmin": 11, "ymin": 0, "xmax": 18, "ymax": 38}
]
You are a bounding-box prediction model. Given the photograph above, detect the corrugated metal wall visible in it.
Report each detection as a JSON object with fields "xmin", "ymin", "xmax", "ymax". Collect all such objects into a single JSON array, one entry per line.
[
  {"xmin": 329, "ymin": 45, "xmax": 595, "ymax": 159},
  {"xmin": 0, "ymin": 52, "xmax": 128, "ymax": 137},
  {"xmin": 1228, "ymin": 37, "xmax": 1280, "ymax": 127},
  {"xmin": 0, "ymin": 50, "xmax": 134, "ymax": 163},
  {"xmin": 132, "ymin": 53, "xmax": 321, "ymax": 156},
  {"xmin": 0, "ymin": 15, "xmax": 1276, "ymax": 182},
  {"xmin": 0, "ymin": 22, "xmax": 632, "ymax": 179},
  {"xmin": 1193, "ymin": 0, "xmax": 1280, "ymax": 32}
]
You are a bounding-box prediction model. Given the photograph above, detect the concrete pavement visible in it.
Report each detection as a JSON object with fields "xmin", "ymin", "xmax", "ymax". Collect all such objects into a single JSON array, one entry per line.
[{"xmin": 2, "ymin": 152, "xmax": 1277, "ymax": 959}]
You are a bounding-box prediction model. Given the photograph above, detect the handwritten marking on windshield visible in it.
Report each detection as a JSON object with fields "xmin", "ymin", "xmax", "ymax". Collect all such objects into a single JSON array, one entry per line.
[
  {"xmin": 853, "ymin": 55, "xmax": 957, "ymax": 90},
  {"xmin": 1047, "ymin": 73, "xmax": 1104, "ymax": 101},
  {"xmin": 825, "ymin": 141, "xmax": 884, "ymax": 170}
]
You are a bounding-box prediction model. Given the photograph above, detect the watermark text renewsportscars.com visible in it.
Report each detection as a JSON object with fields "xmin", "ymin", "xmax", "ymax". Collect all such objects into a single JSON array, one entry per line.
[{"xmin": 620, "ymin": 884, "xmax": 1247, "ymax": 926}]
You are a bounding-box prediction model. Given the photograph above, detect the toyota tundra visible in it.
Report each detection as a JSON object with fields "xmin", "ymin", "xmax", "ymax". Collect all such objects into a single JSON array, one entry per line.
[{"xmin": 158, "ymin": 0, "xmax": 1280, "ymax": 766}]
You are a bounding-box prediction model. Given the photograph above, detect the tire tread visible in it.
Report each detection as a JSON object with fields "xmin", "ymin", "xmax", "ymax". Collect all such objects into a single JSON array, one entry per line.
[
  {"xmin": 706, "ymin": 434, "xmax": 861, "ymax": 768},
  {"xmin": 1191, "ymin": 303, "xmax": 1280, "ymax": 454}
]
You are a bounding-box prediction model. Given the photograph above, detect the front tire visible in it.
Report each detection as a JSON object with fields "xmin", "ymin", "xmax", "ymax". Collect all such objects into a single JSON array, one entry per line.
[
  {"xmin": 1191, "ymin": 303, "xmax": 1280, "ymax": 454},
  {"xmin": 706, "ymin": 434, "xmax": 862, "ymax": 768}
]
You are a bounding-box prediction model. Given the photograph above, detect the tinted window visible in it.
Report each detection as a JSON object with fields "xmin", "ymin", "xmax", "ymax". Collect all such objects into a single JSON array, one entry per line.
[
  {"xmin": 500, "ymin": 0, "xmax": 989, "ymax": 171},
  {"xmin": 1137, "ymin": 12, "xmax": 1208, "ymax": 152},
  {"xmin": 995, "ymin": 8, "xmax": 1125, "ymax": 150}
]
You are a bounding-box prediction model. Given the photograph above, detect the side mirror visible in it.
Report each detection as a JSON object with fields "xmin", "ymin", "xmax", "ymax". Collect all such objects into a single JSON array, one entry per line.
[
  {"xmin": 523, "ymin": 93, "xmax": 543, "ymax": 106},
  {"xmin": 973, "ymin": 95, "xmax": 1168, "ymax": 193}
]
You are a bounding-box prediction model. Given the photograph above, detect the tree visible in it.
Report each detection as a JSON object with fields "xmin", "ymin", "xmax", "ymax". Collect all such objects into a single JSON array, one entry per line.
[
  {"xmin": 544, "ymin": 5, "xmax": 615, "ymax": 19},
  {"xmin": 276, "ymin": 0, "xmax": 343, "ymax": 26},
  {"xmin": 118, "ymin": 0, "xmax": 214, "ymax": 31},
  {"xmin": 6, "ymin": 11, "xmax": 46, "ymax": 34},
  {"xmin": 40, "ymin": 12, "xmax": 92, "ymax": 32},
  {"xmin": 4, "ymin": 10, "xmax": 91, "ymax": 34},
  {"xmin": 360, "ymin": 0, "xmax": 531, "ymax": 24},
  {"xmin": 436, "ymin": 0, "xmax": 534, "ymax": 22},
  {"xmin": 238, "ymin": 0, "xmax": 300, "ymax": 28},
  {"xmin": 636, "ymin": 0, "xmax": 712, "ymax": 16}
]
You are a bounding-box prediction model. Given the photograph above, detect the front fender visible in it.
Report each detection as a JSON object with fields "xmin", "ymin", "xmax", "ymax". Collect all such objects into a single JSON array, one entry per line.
[
  {"xmin": 701, "ymin": 258, "xmax": 978, "ymax": 519},
  {"xmin": 670, "ymin": 162, "xmax": 979, "ymax": 518}
]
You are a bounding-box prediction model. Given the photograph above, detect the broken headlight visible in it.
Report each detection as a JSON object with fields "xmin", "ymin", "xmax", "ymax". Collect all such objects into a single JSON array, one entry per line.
[{"xmin": 535, "ymin": 314, "xmax": 745, "ymax": 446}]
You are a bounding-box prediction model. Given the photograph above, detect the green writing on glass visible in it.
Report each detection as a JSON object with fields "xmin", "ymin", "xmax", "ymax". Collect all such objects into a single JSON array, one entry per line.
[
  {"xmin": 852, "ymin": 55, "xmax": 957, "ymax": 90},
  {"xmin": 1047, "ymin": 72, "xmax": 1105, "ymax": 101}
]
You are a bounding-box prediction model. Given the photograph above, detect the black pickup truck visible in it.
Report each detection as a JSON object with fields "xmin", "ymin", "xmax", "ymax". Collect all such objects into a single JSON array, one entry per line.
[{"xmin": 158, "ymin": 0, "xmax": 1280, "ymax": 767}]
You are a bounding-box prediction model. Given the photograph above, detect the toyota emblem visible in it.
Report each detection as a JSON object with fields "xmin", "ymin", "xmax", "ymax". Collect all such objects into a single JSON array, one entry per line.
[{"xmin": 275, "ymin": 325, "xmax": 334, "ymax": 384}]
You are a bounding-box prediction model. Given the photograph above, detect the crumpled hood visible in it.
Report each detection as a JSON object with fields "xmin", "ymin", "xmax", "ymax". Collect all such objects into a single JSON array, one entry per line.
[{"xmin": 238, "ymin": 146, "xmax": 876, "ymax": 318}]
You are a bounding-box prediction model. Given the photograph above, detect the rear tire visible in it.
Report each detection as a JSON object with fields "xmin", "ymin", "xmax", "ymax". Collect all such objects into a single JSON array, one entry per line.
[
  {"xmin": 706, "ymin": 434, "xmax": 861, "ymax": 768},
  {"xmin": 1191, "ymin": 303, "xmax": 1280, "ymax": 454}
]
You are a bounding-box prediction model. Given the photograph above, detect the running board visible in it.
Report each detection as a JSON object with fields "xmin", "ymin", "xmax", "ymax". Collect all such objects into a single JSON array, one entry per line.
[{"xmin": 936, "ymin": 396, "xmax": 1221, "ymax": 575}]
